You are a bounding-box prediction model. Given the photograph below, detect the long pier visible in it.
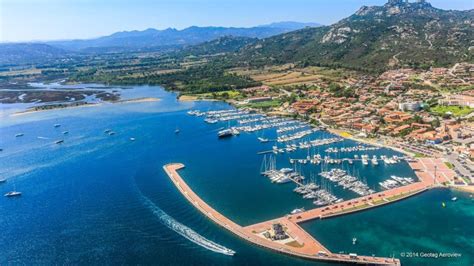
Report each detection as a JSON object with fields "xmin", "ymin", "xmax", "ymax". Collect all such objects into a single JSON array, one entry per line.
[{"xmin": 164, "ymin": 163, "xmax": 404, "ymax": 265}]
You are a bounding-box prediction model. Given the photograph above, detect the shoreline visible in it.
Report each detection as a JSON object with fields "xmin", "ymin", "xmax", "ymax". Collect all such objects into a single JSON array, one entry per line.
[
  {"xmin": 180, "ymin": 93, "xmax": 416, "ymax": 158},
  {"xmin": 327, "ymin": 128, "xmax": 416, "ymax": 157},
  {"xmin": 10, "ymin": 97, "xmax": 160, "ymax": 117},
  {"xmin": 449, "ymin": 184, "xmax": 474, "ymax": 194}
]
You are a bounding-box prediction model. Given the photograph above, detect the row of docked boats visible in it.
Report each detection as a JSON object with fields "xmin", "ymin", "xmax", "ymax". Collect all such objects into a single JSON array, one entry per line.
[
  {"xmin": 319, "ymin": 169, "xmax": 375, "ymax": 196},
  {"xmin": 289, "ymin": 154, "xmax": 404, "ymax": 166},
  {"xmin": 262, "ymin": 168, "xmax": 305, "ymax": 184},
  {"xmin": 294, "ymin": 182, "xmax": 342, "ymax": 206},
  {"xmin": 187, "ymin": 110, "xmax": 206, "ymax": 116},
  {"xmin": 234, "ymin": 119, "xmax": 299, "ymax": 133},
  {"xmin": 237, "ymin": 116, "xmax": 268, "ymax": 125},
  {"xmin": 260, "ymin": 155, "xmax": 342, "ymax": 207},
  {"xmin": 277, "ymin": 128, "xmax": 319, "ymax": 143},
  {"xmin": 276, "ymin": 124, "xmax": 308, "ymax": 134},
  {"xmin": 272, "ymin": 138, "xmax": 343, "ymax": 155},
  {"xmin": 325, "ymin": 145, "xmax": 380, "ymax": 153},
  {"xmin": 260, "ymin": 156, "xmax": 305, "ymax": 184},
  {"xmin": 379, "ymin": 175, "xmax": 415, "ymax": 190}
]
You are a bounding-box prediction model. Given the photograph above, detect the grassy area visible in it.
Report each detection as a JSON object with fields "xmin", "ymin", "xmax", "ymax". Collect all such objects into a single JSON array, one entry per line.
[
  {"xmin": 386, "ymin": 191, "xmax": 418, "ymax": 201},
  {"xmin": 414, "ymin": 152, "xmax": 427, "ymax": 158},
  {"xmin": 230, "ymin": 66, "xmax": 358, "ymax": 87},
  {"xmin": 244, "ymin": 100, "xmax": 281, "ymax": 109},
  {"xmin": 183, "ymin": 90, "xmax": 241, "ymax": 100},
  {"xmin": 430, "ymin": 105, "xmax": 473, "ymax": 117},
  {"xmin": 199, "ymin": 90, "xmax": 241, "ymax": 99},
  {"xmin": 444, "ymin": 162, "xmax": 454, "ymax": 169},
  {"xmin": 337, "ymin": 203, "xmax": 370, "ymax": 213}
]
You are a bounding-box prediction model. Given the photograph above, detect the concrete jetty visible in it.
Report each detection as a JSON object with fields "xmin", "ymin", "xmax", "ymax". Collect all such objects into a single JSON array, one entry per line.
[{"xmin": 164, "ymin": 163, "xmax": 406, "ymax": 265}]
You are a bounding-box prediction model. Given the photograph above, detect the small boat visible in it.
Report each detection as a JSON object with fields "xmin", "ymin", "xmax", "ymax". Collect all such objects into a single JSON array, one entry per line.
[
  {"xmin": 54, "ymin": 124, "xmax": 61, "ymax": 128},
  {"xmin": 258, "ymin": 137, "xmax": 269, "ymax": 143},
  {"xmin": 15, "ymin": 133, "xmax": 24, "ymax": 137},
  {"xmin": 451, "ymin": 197, "xmax": 457, "ymax": 201},
  {"xmin": 62, "ymin": 131, "xmax": 69, "ymax": 135},
  {"xmin": 290, "ymin": 208, "xmax": 305, "ymax": 215},
  {"xmin": 55, "ymin": 140, "xmax": 64, "ymax": 144},
  {"xmin": 4, "ymin": 191, "xmax": 21, "ymax": 197},
  {"xmin": 108, "ymin": 131, "xmax": 116, "ymax": 136},
  {"xmin": 5, "ymin": 183, "xmax": 20, "ymax": 197},
  {"xmin": 204, "ymin": 118, "xmax": 218, "ymax": 124},
  {"xmin": 130, "ymin": 137, "xmax": 136, "ymax": 141},
  {"xmin": 442, "ymin": 202, "xmax": 446, "ymax": 208},
  {"xmin": 352, "ymin": 237, "xmax": 357, "ymax": 245},
  {"xmin": 104, "ymin": 129, "xmax": 112, "ymax": 134},
  {"xmin": 0, "ymin": 179, "xmax": 6, "ymax": 183},
  {"xmin": 175, "ymin": 129, "xmax": 180, "ymax": 134},
  {"xmin": 218, "ymin": 129, "xmax": 233, "ymax": 138}
]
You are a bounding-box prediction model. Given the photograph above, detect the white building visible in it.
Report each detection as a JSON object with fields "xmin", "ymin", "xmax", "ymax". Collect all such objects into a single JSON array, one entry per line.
[{"xmin": 399, "ymin": 102, "xmax": 422, "ymax": 112}]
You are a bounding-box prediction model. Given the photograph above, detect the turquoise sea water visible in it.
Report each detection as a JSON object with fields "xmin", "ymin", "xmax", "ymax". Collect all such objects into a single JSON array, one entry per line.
[{"xmin": 0, "ymin": 85, "xmax": 472, "ymax": 265}]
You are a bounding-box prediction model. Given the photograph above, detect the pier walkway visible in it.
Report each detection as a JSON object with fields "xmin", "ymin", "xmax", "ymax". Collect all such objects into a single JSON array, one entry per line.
[{"xmin": 164, "ymin": 163, "xmax": 402, "ymax": 265}]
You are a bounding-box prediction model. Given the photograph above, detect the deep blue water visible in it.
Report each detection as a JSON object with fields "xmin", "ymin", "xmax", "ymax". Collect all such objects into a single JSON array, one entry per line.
[{"xmin": 0, "ymin": 85, "xmax": 472, "ymax": 265}]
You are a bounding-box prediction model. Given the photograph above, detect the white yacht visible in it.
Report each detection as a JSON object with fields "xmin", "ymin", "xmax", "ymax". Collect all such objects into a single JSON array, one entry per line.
[
  {"xmin": 290, "ymin": 208, "xmax": 305, "ymax": 214},
  {"xmin": 5, "ymin": 191, "xmax": 22, "ymax": 197},
  {"xmin": 371, "ymin": 156, "xmax": 379, "ymax": 165},
  {"xmin": 218, "ymin": 129, "xmax": 233, "ymax": 138}
]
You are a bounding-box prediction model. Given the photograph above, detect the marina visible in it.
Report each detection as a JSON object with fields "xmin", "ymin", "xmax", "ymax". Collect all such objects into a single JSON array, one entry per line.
[
  {"xmin": 165, "ymin": 163, "xmax": 401, "ymax": 265},
  {"xmin": 2, "ymin": 85, "xmax": 471, "ymax": 265},
  {"xmin": 181, "ymin": 107, "xmax": 463, "ymax": 265},
  {"xmin": 163, "ymin": 155, "xmax": 456, "ymax": 265}
]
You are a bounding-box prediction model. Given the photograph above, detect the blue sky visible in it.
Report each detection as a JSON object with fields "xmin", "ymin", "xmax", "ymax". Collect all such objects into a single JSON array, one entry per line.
[{"xmin": 1, "ymin": 0, "xmax": 472, "ymax": 42}]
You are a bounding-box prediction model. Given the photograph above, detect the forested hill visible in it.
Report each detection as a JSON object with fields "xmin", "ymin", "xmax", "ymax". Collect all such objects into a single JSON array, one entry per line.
[{"xmin": 238, "ymin": 0, "xmax": 474, "ymax": 71}]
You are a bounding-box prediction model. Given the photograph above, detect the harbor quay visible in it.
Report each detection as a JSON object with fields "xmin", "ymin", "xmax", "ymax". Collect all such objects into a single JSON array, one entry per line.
[
  {"xmin": 164, "ymin": 163, "xmax": 456, "ymax": 265},
  {"xmin": 164, "ymin": 155, "xmax": 455, "ymax": 265}
]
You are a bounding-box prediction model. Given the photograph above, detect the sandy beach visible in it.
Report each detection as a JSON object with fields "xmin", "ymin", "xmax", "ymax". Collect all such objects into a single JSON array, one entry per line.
[{"xmin": 11, "ymin": 97, "xmax": 160, "ymax": 117}]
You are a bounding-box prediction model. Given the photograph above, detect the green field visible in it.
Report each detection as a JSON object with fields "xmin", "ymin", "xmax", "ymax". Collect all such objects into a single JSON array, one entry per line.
[
  {"xmin": 185, "ymin": 90, "xmax": 241, "ymax": 100},
  {"xmin": 430, "ymin": 105, "xmax": 473, "ymax": 117},
  {"xmin": 245, "ymin": 100, "xmax": 281, "ymax": 109}
]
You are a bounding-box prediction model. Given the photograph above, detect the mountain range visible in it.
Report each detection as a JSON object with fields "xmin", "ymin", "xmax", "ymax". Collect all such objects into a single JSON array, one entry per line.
[
  {"xmin": 0, "ymin": 22, "xmax": 320, "ymax": 65},
  {"xmin": 1, "ymin": 0, "xmax": 473, "ymax": 71},
  {"xmin": 45, "ymin": 22, "xmax": 320, "ymax": 51}
]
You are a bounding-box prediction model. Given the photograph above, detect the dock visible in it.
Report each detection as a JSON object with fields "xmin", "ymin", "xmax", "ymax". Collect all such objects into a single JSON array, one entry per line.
[{"xmin": 164, "ymin": 163, "xmax": 409, "ymax": 265}]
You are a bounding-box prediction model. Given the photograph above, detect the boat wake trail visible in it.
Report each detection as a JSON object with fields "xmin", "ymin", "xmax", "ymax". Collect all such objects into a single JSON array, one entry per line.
[{"xmin": 138, "ymin": 190, "xmax": 236, "ymax": 256}]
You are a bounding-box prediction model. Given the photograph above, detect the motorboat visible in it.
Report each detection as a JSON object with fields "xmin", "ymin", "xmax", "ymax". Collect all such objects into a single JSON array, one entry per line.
[
  {"xmin": 4, "ymin": 191, "xmax": 21, "ymax": 197},
  {"xmin": 290, "ymin": 208, "xmax": 305, "ymax": 215}
]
